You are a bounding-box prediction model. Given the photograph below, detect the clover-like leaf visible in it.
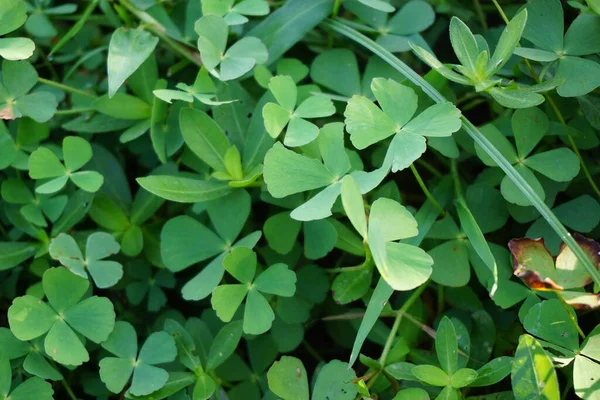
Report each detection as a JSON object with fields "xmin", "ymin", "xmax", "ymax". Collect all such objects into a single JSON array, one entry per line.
[
  {"xmin": 29, "ymin": 136, "xmax": 104, "ymax": 194},
  {"xmin": 0, "ymin": 60, "xmax": 56, "ymax": 122},
  {"xmin": 345, "ymin": 78, "xmax": 460, "ymax": 171},
  {"xmin": 99, "ymin": 321, "xmax": 177, "ymax": 396},
  {"xmin": 49, "ymin": 232, "xmax": 123, "ymax": 288},
  {"xmin": 0, "ymin": 0, "xmax": 35, "ymax": 60},
  {"xmin": 7, "ymin": 267, "xmax": 115, "ymax": 366},
  {"xmin": 0, "ymin": 357, "xmax": 54, "ymax": 400},
  {"xmin": 202, "ymin": 0, "xmax": 269, "ymax": 25},
  {"xmin": 262, "ymin": 75, "xmax": 335, "ymax": 147},
  {"xmin": 211, "ymin": 247, "xmax": 296, "ymax": 334},
  {"xmin": 196, "ymin": 15, "xmax": 268, "ymax": 81}
]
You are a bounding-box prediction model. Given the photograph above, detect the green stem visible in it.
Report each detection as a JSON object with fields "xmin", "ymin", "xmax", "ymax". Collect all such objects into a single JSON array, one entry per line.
[
  {"xmin": 491, "ymin": 0, "xmax": 510, "ymax": 24},
  {"xmin": 303, "ymin": 340, "xmax": 325, "ymax": 362},
  {"xmin": 54, "ymin": 107, "xmax": 95, "ymax": 115},
  {"xmin": 450, "ymin": 159, "xmax": 463, "ymax": 200},
  {"xmin": 416, "ymin": 158, "xmax": 443, "ymax": 178},
  {"xmin": 326, "ymin": 248, "xmax": 372, "ymax": 274},
  {"xmin": 379, "ymin": 282, "xmax": 429, "ymax": 366},
  {"xmin": 410, "ymin": 164, "xmax": 446, "ymax": 217},
  {"xmin": 61, "ymin": 379, "xmax": 78, "ymax": 400},
  {"xmin": 37, "ymin": 77, "xmax": 96, "ymax": 99},
  {"xmin": 322, "ymin": 19, "xmax": 600, "ymax": 288},
  {"xmin": 473, "ymin": 0, "xmax": 488, "ymax": 31}
]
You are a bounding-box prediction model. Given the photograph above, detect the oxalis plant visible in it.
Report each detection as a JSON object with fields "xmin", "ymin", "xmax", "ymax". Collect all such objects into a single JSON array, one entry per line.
[{"xmin": 1, "ymin": 0, "xmax": 600, "ymax": 399}]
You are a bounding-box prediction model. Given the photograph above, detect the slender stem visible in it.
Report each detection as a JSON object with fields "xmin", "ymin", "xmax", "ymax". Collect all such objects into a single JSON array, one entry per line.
[
  {"xmin": 0, "ymin": 222, "xmax": 10, "ymax": 240},
  {"xmin": 410, "ymin": 164, "xmax": 446, "ymax": 217},
  {"xmin": 473, "ymin": 0, "xmax": 488, "ymax": 31},
  {"xmin": 147, "ymin": 25, "xmax": 203, "ymax": 68},
  {"xmin": 37, "ymin": 77, "xmax": 96, "ymax": 99},
  {"xmin": 326, "ymin": 246, "xmax": 372, "ymax": 274},
  {"xmin": 450, "ymin": 159, "xmax": 463, "ymax": 200},
  {"xmin": 303, "ymin": 340, "xmax": 324, "ymax": 362},
  {"xmin": 54, "ymin": 107, "xmax": 95, "ymax": 115},
  {"xmin": 491, "ymin": 0, "xmax": 510, "ymax": 24},
  {"xmin": 61, "ymin": 379, "xmax": 78, "ymax": 400},
  {"xmin": 437, "ymin": 284, "xmax": 444, "ymax": 315},
  {"xmin": 379, "ymin": 282, "xmax": 429, "ymax": 366},
  {"xmin": 416, "ymin": 158, "xmax": 443, "ymax": 178}
]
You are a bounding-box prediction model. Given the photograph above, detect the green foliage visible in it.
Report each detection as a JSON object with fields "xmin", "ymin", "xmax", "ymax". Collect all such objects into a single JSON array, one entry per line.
[{"xmin": 1, "ymin": 0, "xmax": 600, "ymax": 399}]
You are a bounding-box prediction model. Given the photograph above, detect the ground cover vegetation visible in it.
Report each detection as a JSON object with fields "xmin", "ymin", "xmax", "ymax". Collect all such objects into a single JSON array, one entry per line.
[{"xmin": 1, "ymin": 0, "xmax": 600, "ymax": 399}]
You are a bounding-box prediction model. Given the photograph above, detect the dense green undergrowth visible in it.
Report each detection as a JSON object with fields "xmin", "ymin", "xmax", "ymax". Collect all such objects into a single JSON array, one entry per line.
[{"xmin": 1, "ymin": 0, "xmax": 600, "ymax": 399}]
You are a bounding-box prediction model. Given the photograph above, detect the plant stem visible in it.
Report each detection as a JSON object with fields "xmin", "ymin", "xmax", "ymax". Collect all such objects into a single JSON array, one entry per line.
[
  {"xmin": 473, "ymin": 0, "xmax": 488, "ymax": 31},
  {"xmin": 416, "ymin": 158, "xmax": 443, "ymax": 178},
  {"xmin": 410, "ymin": 164, "xmax": 446, "ymax": 217},
  {"xmin": 491, "ymin": 0, "xmax": 510, "ymax": 24},
  {"xmin": 326, "ymin": 246, "xmax": 372, "ymax": 274},
  {"xmin": 379, "ymin": 282, "xmax": 429, "ymax": 366},
  {"xmin": 54, "ymin": 107, "xmax": 95, "ymax": 115},
  {"xmin": 303, "ymin": 340, "xmax": 324, "ymax": 362},
  {"xmin": 450, "ymin": 159, "xmax": 463, "ymax": 200},
  {"xmin": 37, "ymin": 77, "xmax": 96, "ymax": 99},
  {"xmin": 61, "ymin": 379, "xmax": 79, "ymax": 400}
]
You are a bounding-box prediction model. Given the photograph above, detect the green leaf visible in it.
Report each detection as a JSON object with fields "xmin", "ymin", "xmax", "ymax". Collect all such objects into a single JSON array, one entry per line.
[
  {"xmin": 456, "ymin": 199, "xmax": 498, "ymax": 295},
  {"xmin": 523, "ymin": 299, "xmax": 579, "ymax": 352},
  {"xmin": 412, "ymin": 365, "xmax": 449, "ymax": 386},
  {"xmin": 28, "ymin": 147, "xmax": 65, "ymax": 179},
  {"xmin": 488, "ymin": 87, "xmax": 544, "ymax": 109},
  {"xmin": 137, "ymin": 176, "xmax": 232, "ymax": 203},
  {"xmin": 254, "ymin": 263, "xmax": 296, "ymax": 296},
  {"xmin": 95, "ymin": 94, "xmax": 152, "ymax": 120},
  {"xmin": 0, "ymin": 0, "xmax": 27, "ymax": 36},
  {"xmin": 450, "ymin": 368, "xmax": 478, "ymax": 388},
  {"xmin": 161, "ymin": 215, "xmax": 225, "ymax": 272},
  {"xmin": 243, "ymin": 289, "xmax": 275, "ymax": 334},
  {"xmin": 247, "ymin": 0, "xmax": 334, "ymax": 64},
  {"xmin": 108, "ymin": 28, "xmax": 159, "ymax": 97},
  {"xmin": 470, "ymin": 357, "xmax": 513, "ymax": 387},
  {"xmin": 523, "ymin": 148, "xmax": 580, "ymax": 182},
  {"xmin": 488, "ymin": 9, "xmax": 528, "ymax": 75},
  {"xmin": 8, "ymin": 295, "xmax": 56, "ymax": 341},
  {"xmin": 267, "ymin": 356, "xmax": 309, "ymax": 400},
  {"xmin": 436, "ymin": 317, "xmax": 459, "ymax": 376},
  {"xmin": 0, "ymin": 242, "xmax": 38, "ymax": 271},
  {"xmin": 564, "ymin": 14, "xmax": 600, "ymax": 56},
  {"xmin": 511, "ymin": 334, "xmax": 560, "ymax": 400},
  {"xmin": 312, "ymin": 360, "xmax": 358, "ymax": 400},
  {"xmin": 310, "ymin": 49, "xmax": 361, "ymax": 97},
  {"xmin": 449, "ymin": 17, "xmax": 479, "ymax": 73},
  {"xmin": 0, "ymin": 37, "xmax": 35, "ymax": 61},
  {"xmin": 369, "ymin": 198, "xmax": 418, "ymax": 242},
  {"xmin": 522, "ymin": 0, "xmax": 564, "ymax": 53},
  {"xmin": 344, "ymin": 95, "xmax": 398, "ymax": 150},
  {"xmin": 263, "ymin": 142, "xmax": 334, "ymax": 198},
  {"xmin": 211, "ymin": 284, "xmax": 247, "ymax": 322},
  {"xmin": 341, "ymin": 176, "xmax": 368, "ymax": 239},
  {"xmin": 63, "ymin": 136, "xmax": 93, "ymax": 172},
  {"xmin": 206, "ymin": 321, "xmax": 243, "ymax": 370},
  {"xmin": 180, "ymin": 108, "xmax": 230, "ymax": 172},
  {"xmin": 556, "ymin": 56, "xmax": 600, "ymax": 97}
]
